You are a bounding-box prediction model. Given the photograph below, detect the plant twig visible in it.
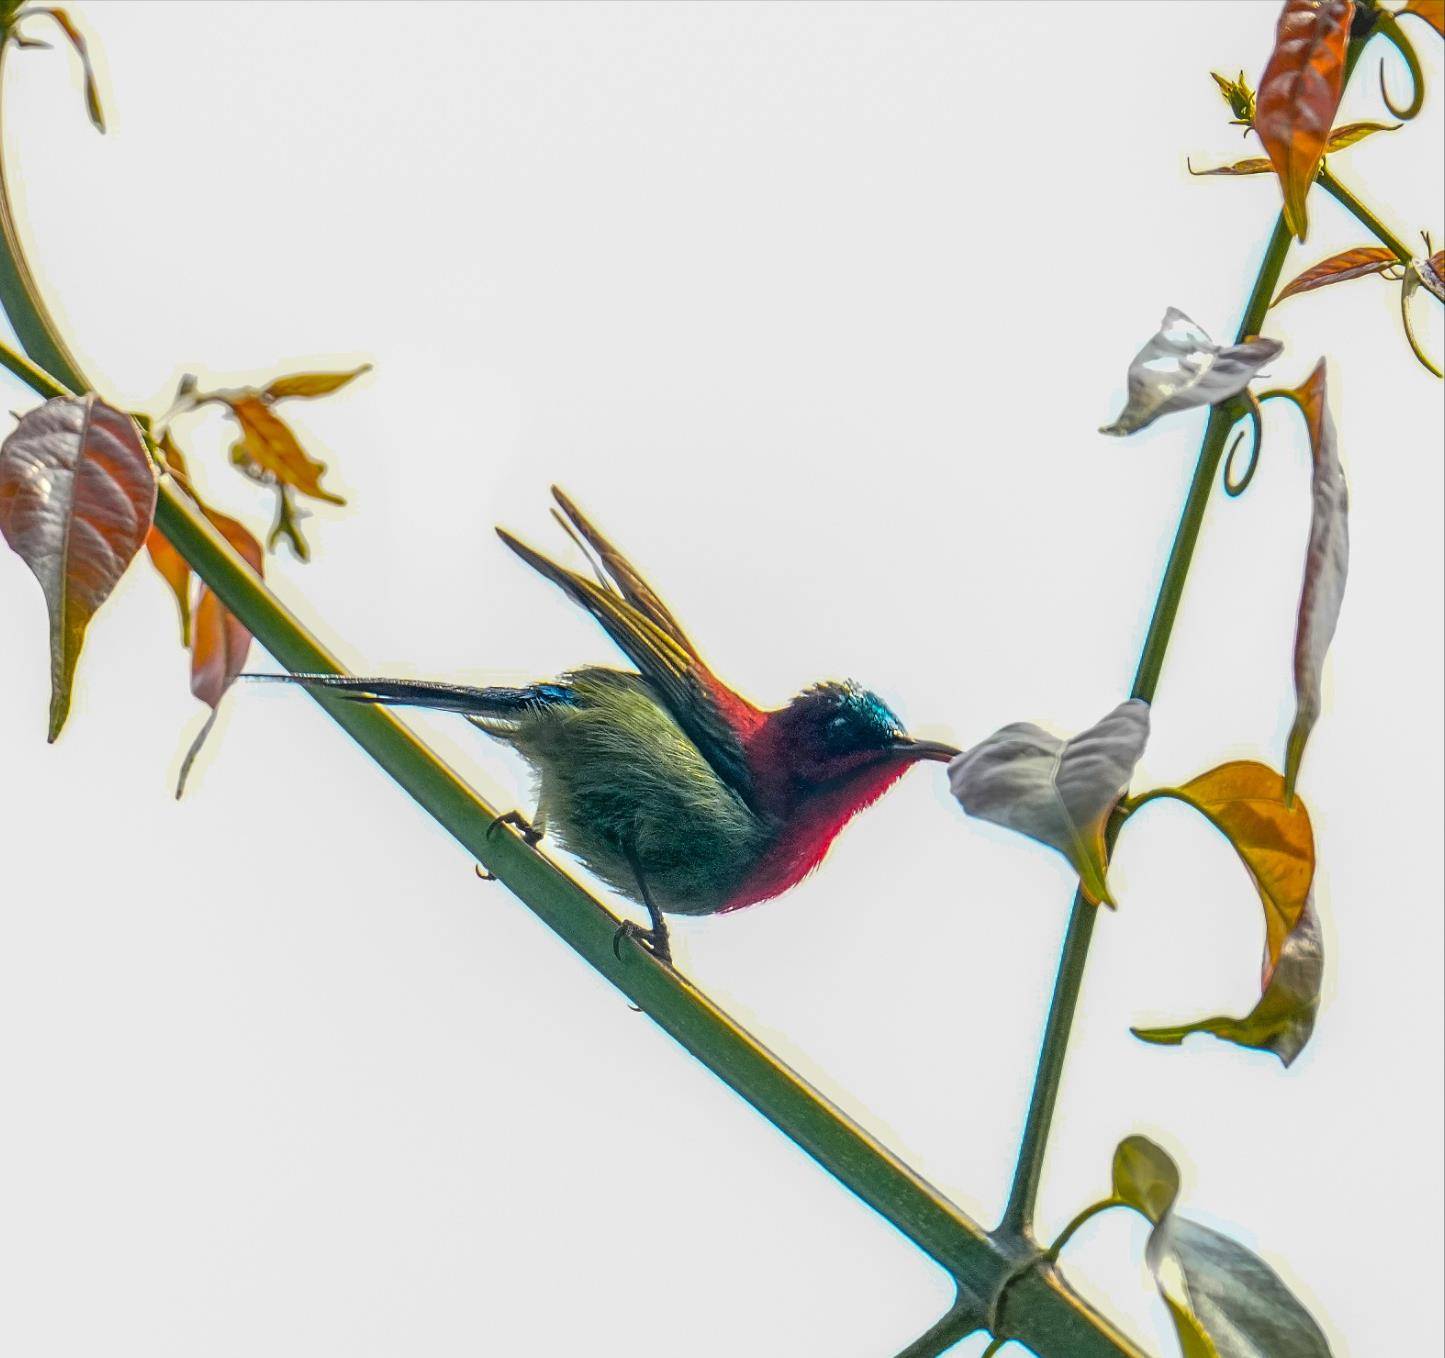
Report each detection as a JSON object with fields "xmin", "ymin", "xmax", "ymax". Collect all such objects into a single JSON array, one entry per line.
[{"xmin": 1317, "ymin": 164, "xmax": 1422, "ymax": 268}]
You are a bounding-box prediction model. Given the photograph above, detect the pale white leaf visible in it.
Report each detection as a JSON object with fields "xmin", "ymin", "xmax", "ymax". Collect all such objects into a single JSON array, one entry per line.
[
  {"xmin": 1101, "ymin": 308, "xmax": 1283, "ymax": 436},
  {"xmin": 947, "ymin": 699, "xmax": 1149, "ymax": 906}
]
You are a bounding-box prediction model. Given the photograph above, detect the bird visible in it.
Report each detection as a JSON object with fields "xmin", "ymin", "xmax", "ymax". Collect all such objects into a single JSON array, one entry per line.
[{"xmin": 254, "ymin": 488, "xmax": 959, "ymax": 964}]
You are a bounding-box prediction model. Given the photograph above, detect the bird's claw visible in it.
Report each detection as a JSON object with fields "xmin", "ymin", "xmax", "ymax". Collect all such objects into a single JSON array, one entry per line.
[
  {"xmin": 612, "ymin": 919, "xmax": 672, "ymax": 967},
  {"xmin": 489, "ymin": 810, "xmax": 543, "ymax": 848},
  {"xmin": 475, "ymin": 863, "xmax": 496, "ymax": 881}
]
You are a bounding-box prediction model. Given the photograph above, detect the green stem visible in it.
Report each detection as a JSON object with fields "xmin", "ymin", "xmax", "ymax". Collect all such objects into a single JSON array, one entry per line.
[
  {"xmin": 1317, "ymin": 164, "xmax": 1416, "ymax": 266},
  {"xmin": 1044, "ymin": 1198, "xmax": 1128, "ymax": 1263},
  {"xmin": 0, "ymin": 36, "xmax": 1148, "ymax": 1358},
  {"xmin": 994, "ymin": 31, "xmax": 1375, "ymax": 1241}
]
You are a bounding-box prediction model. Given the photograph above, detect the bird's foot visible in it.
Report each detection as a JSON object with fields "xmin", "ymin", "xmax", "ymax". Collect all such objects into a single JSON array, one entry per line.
[
  {"xmin": 489, "ymin": 809, "xmax": 544, "ymax": 848},
  {"xmin": 612, "ymin": 918, "xmax": 672, "ymax": 966}
]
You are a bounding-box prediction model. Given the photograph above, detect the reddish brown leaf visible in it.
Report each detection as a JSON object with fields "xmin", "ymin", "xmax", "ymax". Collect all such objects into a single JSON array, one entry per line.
[
  {"xmin": 0, "ymin": 395, "xmax": 156, "ymax": 739},
  {"xmin": 1273, "ymin": 245, "xmax": 1398, "ymax": 303},
  {"xmin": 178, "ymin": 511, "xmax": 264, "ymax": 795},
  {"xmin": 190, "ymin": 511, "xmax": 263, "ymax": 710},
  {"xmin": 226, "ymin": 396, "xmax": 345, "ymax": 505},
  {"xmin": 1402, "ymin": 0, "xmax": 1444, "ymax": 35},
  {"xmin": 1255, "ymin": 0, "xmax": 1355, "ymax": 241},
  {"xmin": 261, "ymin": 364, "xmax": 371, "ymax": 402}
]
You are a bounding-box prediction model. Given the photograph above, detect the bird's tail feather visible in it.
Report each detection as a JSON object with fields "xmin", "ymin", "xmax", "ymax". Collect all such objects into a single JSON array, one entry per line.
[{"xmin": 241, "ymin": 672, "xmax": 572, "ymax": 725}]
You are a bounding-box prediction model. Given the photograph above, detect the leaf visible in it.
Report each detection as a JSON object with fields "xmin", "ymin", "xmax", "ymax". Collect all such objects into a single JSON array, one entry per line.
[
  {"xmin": 1401, "ymin": 0, "xmax": 1444, "ymax": 36},
  {"xmin": 1255, "ymin": 0, "xmax": 1355, "ymax": 241},
  {"xmin": 1135, "ymin": 901, "xmax": 1324, "ymax": 1068},
  {"xmin": 1112, "ymin": 1135, "xmax": 1180, "ymax": 1225},
  {"xmin": 1149, "ymin": 1214, "xmax": 1334, "ymax": 1357},
  {"xmin": 1100, "ymin": 309, "xmax": 1282, "ymax": 436},
  {"xmin": 1284, "ymin": 361, "xmax": 1348, "ymax": 800},
  {"xmin": 1101, "ymin": 1137, "xmax": 1334, "ymax": 1358},
  {"xmin": 1322, "ymin": 119, "xmax": 1398, "ymax": 150},
  {"xmin": 145, "ymin": 433, "xmax": 192, "ymax": 644},
  {"xmin": 1273, "ymin": 246, "xmax": 1398, "ymax": 304},
  {"xmin": 23, "ymin": 7, "xmax": 105, "ymax": 131},
  {"xmin": 1188, "ymin": 157, "xmax": 1274, "ymax": 176},
  {"xmin": 146, "ymin": 525, "xmax": 192, "ymax": 646},
  {"xmin": 225, "ymin": 395, "xmax": 345, "ymax": 504},
  {"xmin": 261, "ymin": 363, "xmax": 371, "ymax": 402},
  {"xmin": 948, "ymin": 699, "xmax": 1150, "ymax": 907},
  {"xmin": 178, "ymin": 511, "xmax": 264, "ymax": 796},
  {"xmin": 0, "ymin": 395, "xmax": 156, "ymax": 739},
  {"xmin": 1128, "ymin": 761, "xmax": 1321, "ymax": 1064}
]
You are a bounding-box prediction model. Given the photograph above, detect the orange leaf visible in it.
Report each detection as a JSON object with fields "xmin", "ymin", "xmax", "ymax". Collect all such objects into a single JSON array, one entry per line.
[
  {"xmin": 1128, "ymin": 762, "xmax": 1322, "ymax": 1064},
  {"xmin": 227, "ymin": 395, "xmax": 345, "ymax": 505},
  {"xmin": 1273, "ymin": 245, "xmax": 1398, "ymax": 303},
  {"xmin": 1402, "ymin": 0, "xmax": 1444, "ymax": 36},
  {"xmin": 261, "ymin": 363, "xmax": 371, "ymax": 402},
  {"xmin": 1255, "ymin": 0, "xmax": 1355, "ymax": 241},
  {"xmin": 0, "ymin": 395, "xmax": 156, "ymax": 739},
  {"xmin": 178, "ymin": 511, "xmax": 264, "ymax": 795},
  {"xmin": 146, "ymin": 525, "xmax": 192, "ymax": 646}
]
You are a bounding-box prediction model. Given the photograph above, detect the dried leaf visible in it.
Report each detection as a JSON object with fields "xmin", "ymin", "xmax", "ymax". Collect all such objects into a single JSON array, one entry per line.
[
  {"xmin": 1128, "ymin": 762, "xmax": 1321, "ymax": 1064},
  {"xmin": 1100, "ymin": 1137, "xmax": 1335, "ymax": 1358},
  {"xmin": 1188, "ymin": 157, "xmax": 1274, "ymax": 176},
  {"xmin": 1322, "ymin": 119, "xmax": 1398, "ymax": 150},
  {"xmin": 1284, "ymin": 361, "xmax": 1348, "ymax": 799},
  {"xmin": 1100, "ymin": 309, "xmax": 1283, "ymax": 436},
  {"xmin": 178, "ymin": 511, "xmax": 264, "ymax": 795},
  {"xmin": 0, "ymin": 395, "xmax": 156, "ymax": 739},
  {"xmin": 1255, "ymin": 0, "xmax": 1355, "ymax": 241},
  {"xmin": 261, "ymin": 363, "xmax": 371, "ymax": 402},
  {"xmin": 225, "ymin": 396, "xmax": 345, "ymax": 505},
  {"xmin": 1401, "ymin": 0, "xmax": 1444, "ymax": 36},
  {"xmin": 948, "ymin": 699, "xmax": 1150, "ymax": 907},
  {"xmin": 1273, "ymin": 246, "xmax": 1398, "ymax": 304},
  {"xmin": 1112, "ymin": 1135, "xmax": 1179, "ymax": 1226}
]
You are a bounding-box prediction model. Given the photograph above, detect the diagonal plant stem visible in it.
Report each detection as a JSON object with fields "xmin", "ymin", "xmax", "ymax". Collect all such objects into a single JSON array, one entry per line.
[
  {"xmin": 993, "ymin": 30, "xmax": 1381, "ymax": 1254},
  {"xmin": 0, "ymin": 23, "xmax": 1150, "ymax": 1358}
]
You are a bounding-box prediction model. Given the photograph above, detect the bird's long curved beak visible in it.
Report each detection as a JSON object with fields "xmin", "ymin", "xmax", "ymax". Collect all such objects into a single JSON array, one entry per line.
[{"xmin": 899, "ymin": 738, "xmax": 961, "ymax": 763}]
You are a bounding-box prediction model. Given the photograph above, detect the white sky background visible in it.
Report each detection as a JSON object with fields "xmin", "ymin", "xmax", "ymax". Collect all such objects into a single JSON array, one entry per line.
[{"xmin": 0, "ymin": 3, "xmax": 1441, "ymax": 1355}]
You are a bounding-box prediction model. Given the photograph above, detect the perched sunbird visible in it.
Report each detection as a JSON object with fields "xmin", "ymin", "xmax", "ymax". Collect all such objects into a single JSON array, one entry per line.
[{"xmin": 258, "ymin": 489, "xmax": 958, "ymax": 962}]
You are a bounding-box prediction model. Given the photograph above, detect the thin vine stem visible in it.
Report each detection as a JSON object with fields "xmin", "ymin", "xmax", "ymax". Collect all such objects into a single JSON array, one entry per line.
[{"xmin": 993, "ymin": 27, "xmax": 1383, "ymax": 1248}]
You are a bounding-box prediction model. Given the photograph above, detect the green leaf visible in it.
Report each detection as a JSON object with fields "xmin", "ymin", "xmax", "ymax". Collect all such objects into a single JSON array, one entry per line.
[{"xmin": 1111, "ymin": 1135, "xmax": 1179, "ymax": 1225}]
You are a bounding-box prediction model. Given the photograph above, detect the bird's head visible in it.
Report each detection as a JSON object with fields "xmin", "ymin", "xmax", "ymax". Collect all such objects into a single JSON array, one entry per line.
[{"xmin": 769, "ymin": 680, "xmax": 959, "ymax": 794}]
